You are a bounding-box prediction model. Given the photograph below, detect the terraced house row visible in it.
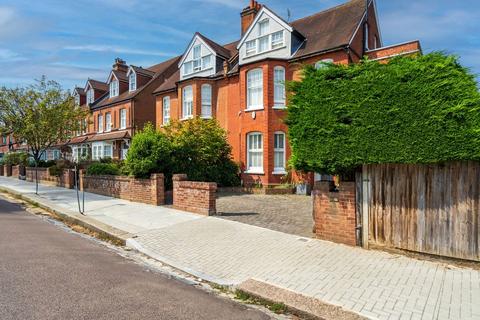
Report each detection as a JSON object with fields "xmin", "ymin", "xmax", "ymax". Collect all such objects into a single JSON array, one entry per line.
[{"xmin": 2, "ymin": 0, "xmax": 421, "ymax": 186}]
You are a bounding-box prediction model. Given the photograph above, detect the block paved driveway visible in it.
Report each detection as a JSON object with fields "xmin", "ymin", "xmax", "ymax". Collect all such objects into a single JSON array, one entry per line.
[{"xmin": 217, "ymin": 193, "xmax": 314, "ymax": 238}]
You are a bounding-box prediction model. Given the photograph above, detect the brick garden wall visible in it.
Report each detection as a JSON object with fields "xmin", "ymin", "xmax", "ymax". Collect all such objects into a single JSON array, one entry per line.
[
  {"xmin": 11, "ymin": 165, "xmax": 20, "ymax": 178},
  {"xmin": 81, "ymin": 173, "xmax": 164, "ymax": 206},
  {"xmin": 173, "ymin": 174, "xmax": 217, "ymax": 216},
  {"xmin": 25, "ymin": 167, "xmax": 75, "ymax": 189},
  {"xmin": 0, "ymin": 165, "xmax": 4, "ymax": 176},
  {"xmin": 4, "ymin": 165, "xmax": 12, "ymax": 177},
  {"xmin": 312, "ymin": 181, "xmax": 357, "ymax": 246}
]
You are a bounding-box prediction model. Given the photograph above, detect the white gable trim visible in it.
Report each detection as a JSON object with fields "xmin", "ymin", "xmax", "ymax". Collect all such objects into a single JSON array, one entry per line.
[
  {"xmin": 178, "ymin": 34, "xmax": 217, "ymax": 68},
  {"xmin": 126, "ymin": 67, "xmax": 136, "ymax": 77},
  {"xmin": 237, "ymin": 6, "xmax": 293, "ymax": 49},
  {"xmin": 348, "ymin": 0, "xmax": 382, "ymax": 47},
  {"xmin": 106, "ymin": 71, "xmax": 118, "ymax": 84},
  {"xmin": 84, "ymin": 81, "xmax": 93, "ymax": 93}
]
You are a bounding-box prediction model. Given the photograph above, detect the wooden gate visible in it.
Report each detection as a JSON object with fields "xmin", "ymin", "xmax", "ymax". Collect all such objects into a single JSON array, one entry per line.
[{"xmin": 359, "ymin": 162, "xmax": 480, "ymax": 261}]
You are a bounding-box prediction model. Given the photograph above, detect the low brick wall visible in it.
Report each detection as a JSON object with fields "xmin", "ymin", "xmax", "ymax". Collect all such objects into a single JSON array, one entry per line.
[
  {"xmin": 4, "ymin": 165, "xmax": 12, "ymax": 177},
  {"xmin": 11, "ymin": 165, "xmax": 20, "ymax": 178},
  {"xmin": 312, "ymin": 181, "xmax": 357, "ymax": 246},
  {"xmin": 81, "ymin": 173, "xmax": 165, "ymax": 206},
  {"xmin": 0, "ymin": 165, "xmax": 4, "ymax": 176},
  {"xmin": 26, "ymin": 167, "xmax": 75, "ymax": 189},
  {"xmin": 173, "ymin": 174, "xmax": 217, "ymax": 215},
  {"xmin": 218, "ymin": 186, "xmax": 295, "ymax": 195}
]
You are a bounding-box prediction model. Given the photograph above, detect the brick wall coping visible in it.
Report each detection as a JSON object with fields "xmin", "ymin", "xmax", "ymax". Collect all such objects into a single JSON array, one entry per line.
[
  {"xmin": 176, "ymin": 180, "xmax": 217, "ymax": 191},
  {"xmin": 83, "ymin": 173, "xmax": 164, "ymax": 182}
]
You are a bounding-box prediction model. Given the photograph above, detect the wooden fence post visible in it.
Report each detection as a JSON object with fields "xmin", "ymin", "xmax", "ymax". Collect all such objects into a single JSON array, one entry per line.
[{"xmin": 362, "ymin": 165, "xmax": 369, "ymax": 249}]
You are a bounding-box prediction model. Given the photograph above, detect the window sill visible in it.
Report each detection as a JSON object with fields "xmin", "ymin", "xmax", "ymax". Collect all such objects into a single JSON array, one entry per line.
[
  {"xmin": 200, "ymin": 115, "xmax": 212, "ymax": 119},
  {"xmin": 244, "ymin": 107, "xmax": 264, "ymax": 112},
  {"xmin": 244, "ymin": 169, "xmax": 265, "ymax": 175},
  {"xmin": 180, "ymin": 116, "xmax": 194, "ymax": 121},
  {"xmin": 272, "ymin": 105, "xmax": 287, "ymax": 110},
  {"xmin": 244, "ymin": 45, "xmax": 287, "ymax": 60},
  {"xmin": 273, "ymin": 170, "xmax": 287, "ymax": 175}
]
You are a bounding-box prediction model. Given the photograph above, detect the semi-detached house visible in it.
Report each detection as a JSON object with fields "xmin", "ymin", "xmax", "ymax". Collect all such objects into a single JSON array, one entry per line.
[{"xmin": 66, "ymin": 0, "xmax": 420, "ymax": 187}]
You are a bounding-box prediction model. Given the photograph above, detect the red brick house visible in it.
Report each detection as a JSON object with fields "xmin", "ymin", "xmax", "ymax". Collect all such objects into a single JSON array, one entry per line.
[
  {"xmin": 153, "ymin": 0, "xmax": 421, "ymax": 186},
  {"xmin": 67, "ymin": 57, "xmax": 180, "ymax": 161}
]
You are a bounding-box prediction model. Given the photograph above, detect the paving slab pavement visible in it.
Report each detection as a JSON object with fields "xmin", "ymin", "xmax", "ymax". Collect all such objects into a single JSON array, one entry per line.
[{"xmin": 1, "ymin": 176, "xmax": 479, "ymax": 320}]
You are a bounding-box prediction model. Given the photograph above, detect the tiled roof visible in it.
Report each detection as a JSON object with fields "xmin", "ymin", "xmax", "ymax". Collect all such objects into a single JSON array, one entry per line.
[
  {"xmin": 153, "ymin": 68, "xmax": 181, "ymax": 94},
  {"xmin": 88, "ymin": 130, "xmax": 130, "ymax": 142},
  {"xmin": 112, "ymin": 70, "xmax": 128, "ymax": 83},
  {"xmin": 290, "ymin": 0, "xmax": 367, "ymax": 59},
  {"xmin": 74, "ymin": 87, "xmax": 85, "ymax": 95},
  {"xmin": 130, "ymin": 66, "xmax": 155, "ymax": 77},
  {"xmin": 88, "ymin": 79, "xmax": 108, "ymax": 92},
  {"xmin": 95, "ymin": 56, "xmax": 181, "ymax": 108},
  {"xmin": 196, "ymin": 32, "xmax": 233, "ymax": 59}
]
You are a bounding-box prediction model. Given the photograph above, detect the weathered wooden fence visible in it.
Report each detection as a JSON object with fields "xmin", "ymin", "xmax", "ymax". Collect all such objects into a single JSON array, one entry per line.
[{"xmin": 360, "ymin": 162, "xmax": 480, "ymax": 261}]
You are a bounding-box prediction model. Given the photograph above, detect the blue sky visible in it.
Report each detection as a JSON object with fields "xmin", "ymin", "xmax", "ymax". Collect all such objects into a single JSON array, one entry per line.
[{"xmin": 0, "ymin": 0, "xmax": 478, "ymax": 89}]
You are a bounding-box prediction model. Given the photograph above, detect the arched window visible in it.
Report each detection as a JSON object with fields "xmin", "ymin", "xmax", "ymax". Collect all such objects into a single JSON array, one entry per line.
[
  {"xmin": 182, "ymin": 86, "xmax": 193, "ymax": 119},
  {"xmin": 273, "ymin": 132, "xmax": 286, "ymax": 173},
  {"xmin": 315, "ymin": 59, "xmax": 334, "ymax": 70},
  {"xmin": 201, "ymin": 84, "xmax": 212, "ymax": 118},
  {"xmin": 273, "ymin": 66, "xmax": 285, "ymax": 107},
  {"xmin": 246, "ymin": 132, "xmax": 263, "ymax": 173},
  {"xmin": 247, "ymin": 68, "xmax": 263, "ymax": 110}
]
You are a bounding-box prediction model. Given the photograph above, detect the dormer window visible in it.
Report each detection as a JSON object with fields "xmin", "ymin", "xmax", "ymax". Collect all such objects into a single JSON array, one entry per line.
[
  {"xmin": 271, "ymin": 31, "xmax": 284, "ymax": 49},
  {"xmin": 109, "ymin": 80, "xmax": 119, "ymax": 98},
  {"xmin": 129, "ymin": 72, "xmax": 136, "ymax": 91},
  {"xmin": 246, "ymin": 40, "xmax": 257, "ymax": 56},
  {"xmin": 181, "ymin": 38, "xmax": 215, "ymax": 77},
  {"xmin": 86, "ymin": 88, "xmax": 94, "ymax": 104}
]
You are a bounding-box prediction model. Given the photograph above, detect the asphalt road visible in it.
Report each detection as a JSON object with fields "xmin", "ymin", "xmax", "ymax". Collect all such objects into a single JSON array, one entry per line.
[{"xmin": 0, "ymin": 197, "xmax": 271, "ymax": 320}]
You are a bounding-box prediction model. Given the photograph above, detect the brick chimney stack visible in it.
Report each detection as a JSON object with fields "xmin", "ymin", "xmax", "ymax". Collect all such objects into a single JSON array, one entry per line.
[
  {"xmin": 240, "ymin": 0, "xmax": 262, "ymax": 36},
  {"xmin": 113, "ymin": 58, "xmax": 128, "ymax": 72}
]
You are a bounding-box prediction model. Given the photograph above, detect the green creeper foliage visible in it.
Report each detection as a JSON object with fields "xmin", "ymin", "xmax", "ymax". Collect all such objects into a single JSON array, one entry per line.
[{"xmin": 286, "ymin": 53, "xmax": 480, "ymax": 174}]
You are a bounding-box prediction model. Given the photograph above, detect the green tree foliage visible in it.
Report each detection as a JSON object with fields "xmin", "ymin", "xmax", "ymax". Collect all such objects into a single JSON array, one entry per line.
[
  {"xmin": 86, "ymin": 163, "xmax": 121, "ymax": 176},
  {"xmin": 164, "ymin": 118, "xmax": 240, "ymax": 187},
  {"xmin": 125, "ymin": 123, "xmax": 173, "ymax": 179},
  {"xmin": 3, "ymin": 152, "xmax": 28, "ymax": 166},
  {"xmin": 0, "ymin": 76, "xmax": 87, "ymax": 163},
  {"xmin": 286, "ymin": 53, "xmax": 480, "ymax": 175},
  {"xmin": 125, "ymin": 119, "xmax": 240, "ymax": 187}
]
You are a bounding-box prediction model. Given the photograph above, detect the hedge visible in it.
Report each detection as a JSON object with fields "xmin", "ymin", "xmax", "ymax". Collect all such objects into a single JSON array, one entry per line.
[{"xmin": 286, "ymin": 52, "xmax": 480, "ymax": 174}]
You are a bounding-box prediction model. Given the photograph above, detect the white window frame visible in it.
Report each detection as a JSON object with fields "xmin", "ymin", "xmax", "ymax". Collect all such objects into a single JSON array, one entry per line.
[
  {"xmin": 182, "ymin": 86, "xmax": 193, "ymax": 119},
  {"xmin": 109, "ymin": 80, "xmax": 119, "ymax": 98},
  {"xmin": 87, "ymin": 88, "xmax": 94, "ymax": 104},
  {"xmin": 201, "ymin": 84, "xmax": 212, "ymax": 119},
  {"xmin": 129, "ymin": 72, "xmax": 136, "ymax": 91},
  {"xmin": 105, "ymin": 112, "xmax": 112, "ymax": 132},
  {"xmin": 246, "ymin": 68, "xmax": 263, "ymax": 110},
  {"xmin": 246, "ymin": 132, "xmax": 263, "ymax": 174},
  {"xmin": 258, "ymin": 19, "xmax": 269, "ymax": 36},
  {"xmin": 193, "ymin": 45, "xmax": 202, "ymax": 72},
  {"xmin": 120, "ymin": 109, "xmax": 127, "ymax": 129},
  {"xmin": 271, "ymin": 30, "xmax": 284, "ymax": 49},
  {"xmin": 273, "ymin": 66, "xmax": 286, "ymax": 108},
  {"xmin": 273, "ymin": 132, "xmax": 286, "ymax": 174},
  {"xmin": 98, "ymin": 114, "xmax": 103, "ymax": 133},
  {"xmin": 163, "ymin": 96, "xmax": 170, "ymax": 125},
  {"xmin": 364, "ymin": 23, "xmax": 369, "ymax": 51},
  {"xmin": 246, "ymin": 40, "xmax": 257, "ymax": 56}
]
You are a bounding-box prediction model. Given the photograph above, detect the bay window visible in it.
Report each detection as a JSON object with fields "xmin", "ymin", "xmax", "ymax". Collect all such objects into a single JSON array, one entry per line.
[
  {"xmin": 182, "ymin": 86, "xmax": 193, "ymax": 119},
  {"xmin": 274, "ymin": 66, "xmax": 286, "ymax": 107},
  {"xmin": 246, "ymin": 132, "xmax": 263, "ymax": 173},
  {"xmin": 163, "ymin": 96, "xmax": 170, "ymax": 124},
  {"xmin": 273, "ymin": 132, "xmax": 286, "ymax": 173},
  {"xmin": 247, "ymin": 68, "xmax": 263, "ymax": 110},
  {"xmin": 201, "ymin": 84, "xmax": 212, "ymax": 118}
]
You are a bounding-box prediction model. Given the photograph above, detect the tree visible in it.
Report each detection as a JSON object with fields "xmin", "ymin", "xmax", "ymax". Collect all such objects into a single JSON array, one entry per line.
[
  {"xmin": 0, "ymin": 76, "xmax": 87, "ymax": 164},
  {"xmin": 286, "ymin": 53, "xmax": 480, "ymax": 175}
]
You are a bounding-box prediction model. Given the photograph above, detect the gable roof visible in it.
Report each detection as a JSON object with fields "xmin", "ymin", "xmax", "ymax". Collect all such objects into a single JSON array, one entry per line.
[
  {"xmin": 237, "ymin": 5, "xmax": 294, "ymax": 49},
  {"xmin": 85, "ymin": 79, "xmax": 108, "ymax": 92},
  {"xmin": 290, "ymin": 0, "xmax": 368, "ymax": 59},
  {"xmin": 94, "ymin": 56, "xmax": 181, "ymax": 109},
  {"xmin": 128, "ymin": 65, "xmax": 156, "ymax": 78},
  {"xmin": 196, "ymin": 33, "xmax": 232, "ymax": 59},
  {"xmin": 74, "ymin": 87, "xmax": 85, "ymax": 96}
]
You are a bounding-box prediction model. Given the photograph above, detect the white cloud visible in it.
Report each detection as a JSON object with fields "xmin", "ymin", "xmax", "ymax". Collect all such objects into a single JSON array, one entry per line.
[
  {"xmin": 0, "ymin": 49, "xmax": 26, "ymax": 62},
  {"xmin": 63, "ymin": 45, "xmax": 175, "ymax": 57}
]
